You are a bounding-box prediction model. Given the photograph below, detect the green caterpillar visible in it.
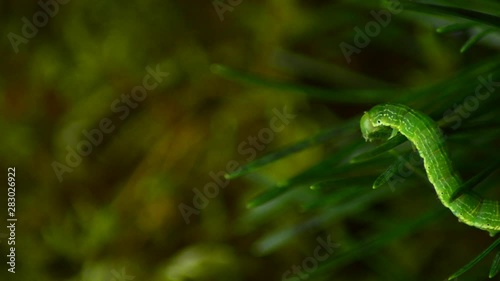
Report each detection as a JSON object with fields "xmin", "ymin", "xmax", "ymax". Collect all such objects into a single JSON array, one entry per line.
[{"xmin": 360, "ymin": 103, "xmax": 499, "ymax": 236}]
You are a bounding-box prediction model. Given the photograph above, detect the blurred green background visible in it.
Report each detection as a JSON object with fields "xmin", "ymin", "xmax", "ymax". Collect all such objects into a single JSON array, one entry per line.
[{"xmin": 1, "ymin": 0, "xmax": 500, "ymax": 280}]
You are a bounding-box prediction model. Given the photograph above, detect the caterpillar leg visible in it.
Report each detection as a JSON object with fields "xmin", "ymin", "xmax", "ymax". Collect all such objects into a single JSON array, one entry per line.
[{"xmin": 389, "ymin": 128, "xmax": 398, "ymax": 139}]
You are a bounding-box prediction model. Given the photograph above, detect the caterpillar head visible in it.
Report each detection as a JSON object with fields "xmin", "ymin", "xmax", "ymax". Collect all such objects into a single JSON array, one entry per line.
[{"xmin": 360, "ymin": 111, "xmax": 392, "ymax": 142}]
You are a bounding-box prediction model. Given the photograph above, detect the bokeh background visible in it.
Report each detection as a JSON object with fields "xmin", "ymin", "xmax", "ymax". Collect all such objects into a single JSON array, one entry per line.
[{"xmin": 1, "ymin": 0, "xmax": 500, "ymax": 280}]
